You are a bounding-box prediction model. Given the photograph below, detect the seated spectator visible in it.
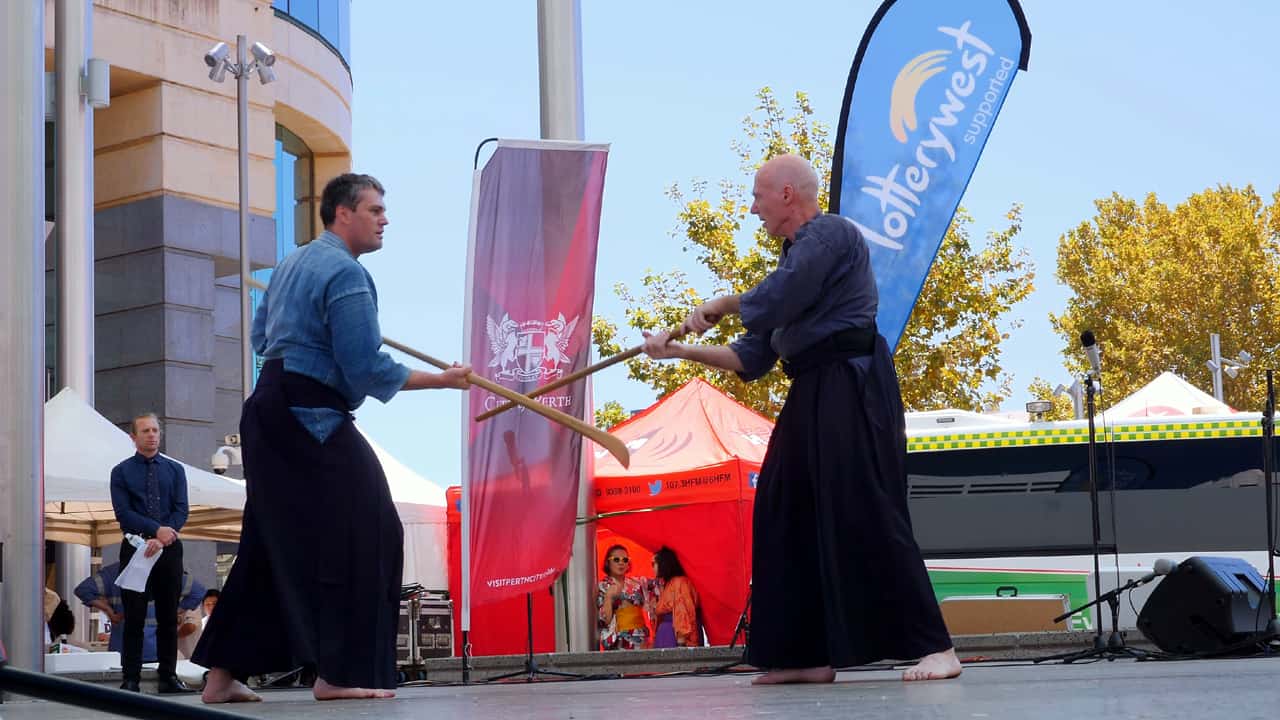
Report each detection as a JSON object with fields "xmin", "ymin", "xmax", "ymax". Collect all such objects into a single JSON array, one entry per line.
[
  {"xmin": 650, "ymin": 547, "xmax": 701, "ymax": 648},
  {"xmin": 48, "ymin": 598, "xmax": 77, "ymax": 641},
  {"xmin": 200, "ymin": 589, "xmax": 220, "ymax": 629},
  {"xmin": 597, "ymin": 544, "xmax": 651, "ymax": 650},
  {"xmin": 179, "ymin": 588, "xmax": 221, "ymax": 660},
  {"xmin": 44, "ymin": 588, "xmax": 72, "ymax": 651},
  {"xmin": 74, "ymin": 561, "xmax": 206, "ymax": 662}
]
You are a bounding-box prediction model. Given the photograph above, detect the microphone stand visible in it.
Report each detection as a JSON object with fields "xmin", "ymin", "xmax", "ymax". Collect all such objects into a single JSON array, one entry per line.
[
  {"xmin": 1263, "ymin": 371, "xmax": 1279, "ymax": 636},
  {"xmin": 1039, "ymin": 372, "xmax": 1144, "ymax": 663},
  {"xmin": 1086, "ymin": 373, "xmax": 1104, "ymax": 650},
  {"xmin": 1035, "ymin": 573, "xmax": 1154, "ymax": 663}
]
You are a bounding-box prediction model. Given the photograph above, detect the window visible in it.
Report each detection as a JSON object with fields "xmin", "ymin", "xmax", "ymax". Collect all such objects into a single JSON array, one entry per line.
[
  {"xmin": 272, "ymin": 0, "xmax": 350, "ymax": 64},
  {"xmin": 274, "ymin": 124, "xmax": 315, "ymax": 254}
]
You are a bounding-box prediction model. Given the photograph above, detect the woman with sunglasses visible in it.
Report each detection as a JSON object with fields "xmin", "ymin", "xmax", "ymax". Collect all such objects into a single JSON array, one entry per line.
[{"xmin": 597, "ymin": 545, "xmax": 651, "ymax": 650}]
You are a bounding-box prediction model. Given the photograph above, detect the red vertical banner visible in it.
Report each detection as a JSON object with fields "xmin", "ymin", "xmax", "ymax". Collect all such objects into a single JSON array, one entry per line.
[{"xmin": 462, "ymin": 139, "xmax": 609, "ymax": 610}]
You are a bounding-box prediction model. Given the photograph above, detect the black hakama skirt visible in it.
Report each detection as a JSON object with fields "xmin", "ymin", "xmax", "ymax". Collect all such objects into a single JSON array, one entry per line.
[
  {"xmin": 746, "ymin": 335, "xmax": 953, "ymax": 669},
  {"xmin": 192, "ymin": 360, "xmax": 404, "ymax": 689}
]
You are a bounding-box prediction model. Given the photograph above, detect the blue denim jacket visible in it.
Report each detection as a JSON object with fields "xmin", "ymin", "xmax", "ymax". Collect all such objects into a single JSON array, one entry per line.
[
  {"xmin": 731, "ymin": 214, "xmax": 878, "ymax": 381},
  {"xmin": 253, "ymin": 231, "xmax": 410, "ymax": 439}
]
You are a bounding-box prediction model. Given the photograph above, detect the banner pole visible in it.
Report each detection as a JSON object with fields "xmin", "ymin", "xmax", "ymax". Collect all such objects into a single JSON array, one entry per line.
[{"xmin": 458, "ymin": 139, "xmax": 493, "ymax": 683}]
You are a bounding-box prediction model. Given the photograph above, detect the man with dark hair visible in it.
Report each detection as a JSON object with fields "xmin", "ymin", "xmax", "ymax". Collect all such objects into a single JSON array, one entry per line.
[
  {"xmin": 194, "ymin": 173, "xmax": 470, "ymax": 703},
  {"xmin": 318, "ymin": 173, "xmax": 386, "ymax": 228},
  {"xmin": 109, "ymin": 412, "xmax": 190, "ymax": 693},
  {"xmin": 200, "ymin": 588, "xmax": 220, "ymax": 628}
]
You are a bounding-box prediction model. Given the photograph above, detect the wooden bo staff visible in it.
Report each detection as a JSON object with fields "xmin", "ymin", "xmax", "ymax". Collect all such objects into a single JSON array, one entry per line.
[
  {"xmin": 474, "ymin": 326, "xmax": 687, "ymax": 423},
  {"xmin": 382, "ymin": 338, "xmax": 629, "ymax": 468},
  {"xmin": 247, "ymin": 277, "xmax": 630, "ymax": 468}
]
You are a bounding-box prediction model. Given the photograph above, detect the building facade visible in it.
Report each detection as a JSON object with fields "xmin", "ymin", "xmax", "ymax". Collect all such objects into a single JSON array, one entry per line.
[{"xmin": 44, "ymin": 0, "xmax": 353, "ymax": 471}]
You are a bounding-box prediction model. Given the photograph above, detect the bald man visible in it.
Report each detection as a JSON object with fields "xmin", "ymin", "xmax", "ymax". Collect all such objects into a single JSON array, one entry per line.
[{"xmin": 643, "ymin": 154, "xmax": 960, "ymax": 684}]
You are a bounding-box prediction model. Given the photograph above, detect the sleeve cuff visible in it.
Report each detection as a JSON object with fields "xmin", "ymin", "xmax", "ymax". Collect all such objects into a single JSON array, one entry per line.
[
  {"xmin": 737, "ymin": 285, "xmax": 766, "ymax": 332},
  {"xmin": 368, "ymin": 360, "xmax": 412, "ymax": 404}
]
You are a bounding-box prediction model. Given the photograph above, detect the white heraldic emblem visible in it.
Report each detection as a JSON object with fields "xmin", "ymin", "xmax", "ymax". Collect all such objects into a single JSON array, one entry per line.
[{"xmin": 486, "ymin": 312, "xmax": 580, "ymax": 382}]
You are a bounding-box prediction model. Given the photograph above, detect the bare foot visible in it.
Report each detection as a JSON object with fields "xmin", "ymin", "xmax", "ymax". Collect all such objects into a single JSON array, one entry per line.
[
  {"xmin": 902, "ymin": 648, "xmax": 962, "ymax": 681},
  {"xmin": 312, "ymin": 677, "xmax": 396, "ymax": 701},
  {"xmin": 201, "ymin": 668, "xmax": 262, "ymax": 704},
  {"xmin": 751, "ymin": 666, "xmax": 836, "ymax": 685}
]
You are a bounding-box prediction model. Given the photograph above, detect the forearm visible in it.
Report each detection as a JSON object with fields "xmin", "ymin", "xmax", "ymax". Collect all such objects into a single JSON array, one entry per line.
[
  {"xmin": 711, "ymin": 294, "xmax": 741, "ymax": 318},
  {"xmin": 669, "ymin": 343, "xmax": 745, "ymax": 373},
  {"xmin": 88, "ymin": 598, "xmax": 113, "ymax": 615},
  {"xmin": 402, "ymin": 369, "xmax": 458, "ymax": 391}
]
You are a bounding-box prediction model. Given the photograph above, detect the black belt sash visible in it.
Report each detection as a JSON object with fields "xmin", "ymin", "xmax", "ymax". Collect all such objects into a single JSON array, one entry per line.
[
  {"xmin": 781, "ymin": 324, "xmax": 878, "ymax": 379},
  {"xmin": 259, "ymin": 358, "xmax": 352, "ymax": 413}
]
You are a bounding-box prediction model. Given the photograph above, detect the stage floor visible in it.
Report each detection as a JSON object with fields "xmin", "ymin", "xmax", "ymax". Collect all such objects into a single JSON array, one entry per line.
[{"xmin": 3, "ymin": 656, "xmax": 1278, "ymax": 719}]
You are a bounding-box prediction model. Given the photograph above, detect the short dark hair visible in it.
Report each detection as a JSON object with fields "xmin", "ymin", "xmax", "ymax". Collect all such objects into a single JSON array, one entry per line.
[
  {"xmin": 320, "ymin": 173, "xmax": 385, "ymax": 227},
  {"xmin": 48, "ymin": 599, "xmax": 76, "ymax": 637},
  {"xmin": 652, "ymin": 546, "xmax": 686, "ymax": 581},
  {"xmin": 203, "ymin": 589, "xmax": 220, "ymax": 602},
  {"xmin": 129, "ymin": 412, "xmax": 160, "ymax": 435}
]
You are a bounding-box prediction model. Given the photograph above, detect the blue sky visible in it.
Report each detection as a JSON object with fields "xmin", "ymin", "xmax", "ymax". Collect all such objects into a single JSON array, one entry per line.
[{"xmin": 349, "ymin": 1, "xmax": 1280, "ymax": 487}]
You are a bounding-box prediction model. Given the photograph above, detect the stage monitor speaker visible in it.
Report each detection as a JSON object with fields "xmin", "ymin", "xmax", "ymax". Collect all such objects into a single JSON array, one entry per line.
[{"xmin": 1136, "ymin": 556, "xmax": 1270, "ymax": 654}]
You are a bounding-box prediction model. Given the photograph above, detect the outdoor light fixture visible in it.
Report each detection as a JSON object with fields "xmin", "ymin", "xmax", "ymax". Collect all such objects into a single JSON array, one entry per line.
[
  {"xmin": 204, "ymin": 41, "xmax": 229, "ymax": 67},
  {"xmin": 250, "ymin": 41, "xmax": 275, "ymax": 66},
  {"xmin": 1053, "ymin": 379, "xmax": 1085, "ymax": 420},
  {"xmin": 202, "ymin": 36, "xmax": 278, "ymax": 400},
  {"xmin": 204, "ymin": 41, "xmax": 230, "ymax": 81},
  {"xmin": 84, "ymin": 58, "xmax": 110, "ymax": 108},
  {"xmin": 250, "ymin": 41, "xmax": 276, "ymax": 83},
  {"xmin": 1207, "ymin": 333, "xmax": 1252, "ymax": 402}
]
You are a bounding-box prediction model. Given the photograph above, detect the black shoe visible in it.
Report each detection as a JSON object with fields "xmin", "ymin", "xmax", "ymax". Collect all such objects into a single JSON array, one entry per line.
[
  {"xmin": 156, "ymin": 676, "xmax": 193, "ymax": 694},
  {"xmin": 119, "ymin": 679, "xmax": 141, "ymax": 692}
]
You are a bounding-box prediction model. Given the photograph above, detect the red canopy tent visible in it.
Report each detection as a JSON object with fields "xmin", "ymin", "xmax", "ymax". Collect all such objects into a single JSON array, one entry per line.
[
  {"xmin": 592, "ymin": 378, "xmax": 773, "ymax": 645},
  {"xmin": 446, "ymin": 486, "xmax": 555, "ymax": 657}
]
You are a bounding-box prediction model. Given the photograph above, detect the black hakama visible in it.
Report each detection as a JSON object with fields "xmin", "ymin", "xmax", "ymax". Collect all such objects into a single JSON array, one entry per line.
[
  {"xmin": 746, "ymin": 335, "xmax": 952, "ymax": 669},
  {"xmin": 192, "ymin": 360, "xmax": 404, "ymax": 689}
]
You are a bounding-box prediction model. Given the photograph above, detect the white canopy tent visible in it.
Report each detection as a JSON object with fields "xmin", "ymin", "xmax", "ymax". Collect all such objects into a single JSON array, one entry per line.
[
  {"xmin": 43, "ymin": 388, "xmax": 247, "ymax": 546},
  {"xmin": 43, "ymin": 387, "xmax": 450, "ymax": 588},
  {"xmin": 1103, "ymin": 371, "xmax": 1234, "ymax": 418},
  {"xmin": 358, "ymin": 428, "xmax": 449, "ymax": 590}
]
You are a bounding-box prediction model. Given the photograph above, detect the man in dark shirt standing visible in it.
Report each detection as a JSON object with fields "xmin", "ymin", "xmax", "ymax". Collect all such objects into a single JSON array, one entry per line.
[
  {"xmin": 642, "ymin": 154, "xmax": 960, "ymax": 684},
  {"xmin": 109, "ymin": 411, "xmax": 190, "ymax": 693}
]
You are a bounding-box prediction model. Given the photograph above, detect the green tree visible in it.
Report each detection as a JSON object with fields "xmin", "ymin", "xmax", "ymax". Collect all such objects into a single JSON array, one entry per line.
[
  {"xmin": 594, "ymin": 400, "xmax": 630, "ymax": 430},
  {"xmin": 593, "ymin": 87, "xmax": 1035, "ymax": 417},
  {"xmin": 896, "ymin": 205, "xmax": 1034, "ymax": 411},
  {"xmin": 1049, "ymin": 186, "xmax": 1280, "ymax": 410}
]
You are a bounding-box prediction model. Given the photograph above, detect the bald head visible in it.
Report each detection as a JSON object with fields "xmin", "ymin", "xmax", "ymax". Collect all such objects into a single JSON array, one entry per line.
[
  {"xmin": 751, "ymin": 154, "xmax": 822, "ymax": 240},
  {"xmin": 757, "ymin": 154, "xmax": 820, "ymax": 202}
]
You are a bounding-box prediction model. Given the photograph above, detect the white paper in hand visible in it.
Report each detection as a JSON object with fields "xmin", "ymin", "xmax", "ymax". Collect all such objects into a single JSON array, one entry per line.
[{"xmin": 117, "ymin": 541, "xmax": 162, "ymax": 592}]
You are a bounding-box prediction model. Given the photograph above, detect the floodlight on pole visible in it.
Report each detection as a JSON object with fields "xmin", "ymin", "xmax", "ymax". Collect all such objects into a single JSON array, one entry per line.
[
  {"xmin": 1054, "ymin": 379, "xmax": 1085, "ymax": 419},
  {"xmin": 203, "ymin": 36, "xmax": 276, "ymax": 400},
  {"xmin": 1208, "ymin": 332, "xmax": 1251, "ymax": 402}
]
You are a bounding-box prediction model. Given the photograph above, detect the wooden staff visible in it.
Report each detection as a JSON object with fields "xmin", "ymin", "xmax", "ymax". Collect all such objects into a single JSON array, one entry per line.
[
  {"xmin": 248, "ymin": 277, "xmax": 630, "ymax": 468},
  {"xmin": 381, "ymin": 339, "xmax": 629, "ymax": 468},
  {"xmin": 474, "ymin": 326, "xmax": 685, "ymax": 422}
]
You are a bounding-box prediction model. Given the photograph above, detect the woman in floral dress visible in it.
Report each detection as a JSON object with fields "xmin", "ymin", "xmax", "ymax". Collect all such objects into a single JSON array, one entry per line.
[{"xmin": 597, "ymin": 544, "xmax": 653, "ymax": 650}]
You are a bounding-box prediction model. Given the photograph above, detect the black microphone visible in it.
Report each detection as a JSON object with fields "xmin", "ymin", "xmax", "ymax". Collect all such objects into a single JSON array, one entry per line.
[
  {"xmin": 1136, "ymin": 558, "xmax": 1178, "ymax": 584},
  {"xmin": 1081, "ymin": 329, "xmax": 1102, "ymax": 378}
]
